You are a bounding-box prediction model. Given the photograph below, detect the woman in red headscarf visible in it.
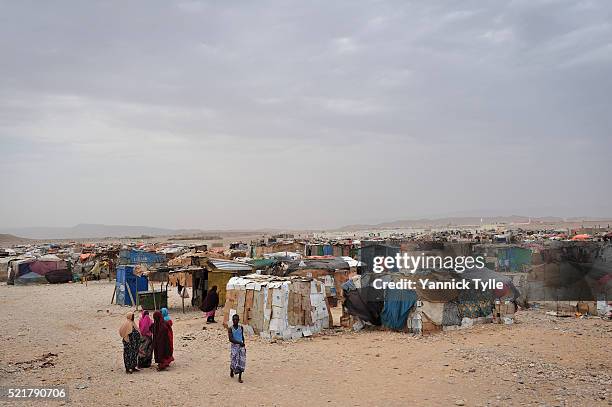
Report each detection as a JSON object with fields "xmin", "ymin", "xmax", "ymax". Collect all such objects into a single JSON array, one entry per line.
[{"xmin": 152, "ymin": 310, "xmax": 174, "ymax": 371}]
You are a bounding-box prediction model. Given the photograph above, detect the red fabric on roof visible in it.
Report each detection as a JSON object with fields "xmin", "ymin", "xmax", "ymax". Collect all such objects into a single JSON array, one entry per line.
[
  {"xmin": 80, "ymin": 253, "xmax": 95, "ymax": 261},
  {"xmin": 571, "ymin": 234, "xmax": 591, "ymax": 241}
]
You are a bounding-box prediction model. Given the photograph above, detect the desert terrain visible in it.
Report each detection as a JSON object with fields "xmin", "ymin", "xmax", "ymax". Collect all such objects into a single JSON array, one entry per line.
[{"xmin": 0, "ymin": 281, "xmax": 610, "ymax": 407}]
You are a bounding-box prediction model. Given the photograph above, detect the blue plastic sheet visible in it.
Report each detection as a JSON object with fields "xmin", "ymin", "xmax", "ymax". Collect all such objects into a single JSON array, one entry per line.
[
  {"xmin": 119, "ymin": 249, "xmax": 165, "ymax": 265},
  {"xmin": 381, "ymin": 289, "xmax": 417, "ymax": 330}
]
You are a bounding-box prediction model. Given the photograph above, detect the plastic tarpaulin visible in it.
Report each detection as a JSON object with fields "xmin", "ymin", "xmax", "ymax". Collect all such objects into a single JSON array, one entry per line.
[
  {"xmin": 11, "ymin": 259, "xmax": 71, "ymax": 285},
  {"xmin": 420, "ymin": 301, "xmax": 445, "ymax": 324},
  {"xmin": 342, "ymin": 275, "xmax": 383, "ymax": 325},
  {"xmin": 285, "ymin": 258, "xmax": 350, "ymax": 273},
  {"xmin": 248, "ymin": 258, "xmax": 278, "ymax": 269},
  {"xmin": 119, "ymin": 250, "xmax": 166, "ymax": 265},
  {"xmin": 343, "ymin": 288, "xmax": 383, "ymax": 325},
  {"xmin": 381, "ymin": 289, "xmax": 417, "ymax": 330}
]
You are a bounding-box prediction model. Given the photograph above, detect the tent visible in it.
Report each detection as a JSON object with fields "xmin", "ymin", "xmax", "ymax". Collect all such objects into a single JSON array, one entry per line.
[{"xmin": 8, "ymin": 256, "xmax": 71, "ymax": 285}]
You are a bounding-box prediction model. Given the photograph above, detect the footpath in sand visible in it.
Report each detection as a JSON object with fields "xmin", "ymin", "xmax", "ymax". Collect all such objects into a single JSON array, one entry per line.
[{"xmin": 0, "ymin": 281, "xmax": 610, "ymax": 407}]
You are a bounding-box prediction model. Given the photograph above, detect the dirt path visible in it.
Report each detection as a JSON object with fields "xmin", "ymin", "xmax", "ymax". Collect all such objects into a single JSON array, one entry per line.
[{"xmin": 0, "ymin": 281, "xmax": 610, "ymax": 406}]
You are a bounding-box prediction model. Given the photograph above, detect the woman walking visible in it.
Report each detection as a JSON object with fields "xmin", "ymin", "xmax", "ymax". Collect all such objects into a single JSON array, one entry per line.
[
  {"xmin": 228, "ymin": 314, "xmax": 246, "ymax": 383},
  {"xmin": 119, "ymin": 312, "xmax": 140, "ymax": 374},
  {"xmin": 152, "ymin": 310, "xmax": 174, "ymax": 371},
  {"xmin": 137, "ymin": 310, "xmax": 153, "ymax": 368},
  {"xmin": 200, "ymin": 286, "xmax": 219, "ymax": 323},
  {"xmin": 160, "ymin": 308, "xmax": 174, "ymax": 355}
]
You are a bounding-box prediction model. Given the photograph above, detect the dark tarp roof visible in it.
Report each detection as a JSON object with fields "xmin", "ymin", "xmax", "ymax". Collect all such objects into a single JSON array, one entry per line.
[{"xmin": 284, "ymin": 258, "xmax": 350, "ymax": 273}]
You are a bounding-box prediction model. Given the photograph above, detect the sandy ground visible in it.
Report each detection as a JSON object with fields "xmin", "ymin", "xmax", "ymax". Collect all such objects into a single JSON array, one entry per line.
[{"xmin": 0, "ymin": 281, "xmax": 610, "ymax": 407}]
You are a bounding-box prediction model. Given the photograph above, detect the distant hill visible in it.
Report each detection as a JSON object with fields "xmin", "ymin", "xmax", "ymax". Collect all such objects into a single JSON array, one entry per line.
[
  {"xmin": 0, "ymin": 224, "xmax": 202, "ymax": 240},
  {"xmin": 336, "ymin": 216, "xmax": 612, "ymax": 231},
  {"xmin": 0, "ymin": 233, "xmax": 30, "ymax": 245},
  {"xmin": 3, "ymin": 216, "xmax": 611, "ymax": 240}
]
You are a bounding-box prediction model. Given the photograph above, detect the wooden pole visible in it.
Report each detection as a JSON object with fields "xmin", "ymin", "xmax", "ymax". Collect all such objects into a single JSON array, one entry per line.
[
  {"xmin": 110, "ymin": 285, "xmax": 116, "ymax": 304},
  {"xmin": 127, "ymin": 283, "xmax": 137, "ymax": 309}
]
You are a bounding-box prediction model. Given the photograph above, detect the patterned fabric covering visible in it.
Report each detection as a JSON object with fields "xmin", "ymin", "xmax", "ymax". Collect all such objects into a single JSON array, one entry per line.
[
  {"xmin": 11, "ymin": 259, "xmax": 71, "ymax": 285},
  {"xmin": 442, "ymin": 302, "xmax": 462, "ymax": 326},
  {"xmin": 137, "ymin": 335, "xmax": 153, "ymax": 368},
  {"xmin": 230, "ymin": 343, "xmax": 246, "ymax": 373},
  {"xmin": 456, "ymin": 289, "xmax": 494, "ymax": 318},
  {"xmin": 123, "ymin": 329, "xmax": 140, "ymax": 371}
]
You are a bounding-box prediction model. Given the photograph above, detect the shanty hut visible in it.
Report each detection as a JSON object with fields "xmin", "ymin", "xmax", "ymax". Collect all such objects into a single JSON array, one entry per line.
[
  {"xmin": 167, "ymin": 266, "xmax": 207, "ymax": 309},
  {"xmin": 118, "ymin": 249, "xmax": 166, "ymax": 266},
  {"xmin": 248, "ymin": 258, "xmax": 279, "ymax": 273},
  {"xmin": 8, "ymin": 255, "xmax": 72, "ymax": 285},
  {"xmin": 167, "ymin": 252, "xmax": 210, "ymax": 291},
  {"xmin": 205, "ymin": 259, "xmax": 253, "ymax": 305},
  {"xmin": 114, "ymin": 265, "xmax": 149, "ymax": 306},
  {"xmin": 284, "ymin": 257, "xmax": 356, "ymax": 306},
  {"xmin": 359, "ymin": 242, "xmax": 401, "ymax": 274},
  {"xmin": 0, "ymin": 257, "xmax": 23, "ymax": 282},
  {"xmin": 254, "ymin": 241, "xmax": 305, "ymax": 257},
  {"xmin": 168, "ymin": 251, "xmax": 209, "ymax": 268},
  {"xmin": 222, "ymin": 274, "xmax": 331, "ymax": 340},
  {"xmin": 521, "ymin": 241, "xmax": 611, "ymax": 315},
  {"xmin": 342, "ymin": 267, "xmax": 519, "ymax": 334}
]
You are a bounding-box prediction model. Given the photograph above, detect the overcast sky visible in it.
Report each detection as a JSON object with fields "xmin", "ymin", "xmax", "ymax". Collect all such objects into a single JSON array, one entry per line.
[{"xmin": 1, "ymin": 0, "xmax": 611, "ymax": 230}]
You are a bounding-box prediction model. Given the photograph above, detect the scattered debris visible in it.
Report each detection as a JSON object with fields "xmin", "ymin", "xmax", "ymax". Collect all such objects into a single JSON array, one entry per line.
[{"xmin": 13, "ymin": 353, "xmax": 58, "ymax": 371}]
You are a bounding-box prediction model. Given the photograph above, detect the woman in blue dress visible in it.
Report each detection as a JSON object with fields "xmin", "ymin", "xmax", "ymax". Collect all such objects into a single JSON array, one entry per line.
[{"xmin": 227, "ymin": 314, "xmax": 246, "ymax": 383}]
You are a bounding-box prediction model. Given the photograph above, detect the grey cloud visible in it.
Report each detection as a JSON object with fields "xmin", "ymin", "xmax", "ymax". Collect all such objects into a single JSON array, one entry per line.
[{"xmin": 1, "ymin": 0, "xmax": 611, "ymax": 229}]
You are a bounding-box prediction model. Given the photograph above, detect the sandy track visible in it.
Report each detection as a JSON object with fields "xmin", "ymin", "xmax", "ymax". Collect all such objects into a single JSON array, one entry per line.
[{"xmin": 0, "ymin": 281, "xmax": 610, "ymax": 406}]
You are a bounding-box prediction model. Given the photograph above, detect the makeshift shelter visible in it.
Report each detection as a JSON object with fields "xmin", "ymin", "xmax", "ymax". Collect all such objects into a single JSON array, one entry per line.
[
  {"xmin": 332, "ymin": 242, "xmax": 358, "ymax": 258},
  {"xmin": 305, "ymin": 243, "xmax": 336, "ymax": 256},
  {"xmin": 248, "ymin": 258, "xmax": 279, "ymax": 273},
  {"xmin": 167, "ymin": 266, "xmax": 207, "ymax": 310},
  {"xmin": 8, "ymin": 256, "xmax": 71, "ymax": 285},
  {"xmin": 359, "ymin": 243, "xmax": 400, "ymax": 274},
  {"xmin": 128, "ymin": 266, "xmax": 173, "ymax": 311},
  {"xmin": 342, "ymin": 267, "xmax": 519, "ymax": 334},
  {"xmin": 168, "ymin": 251, "xmax": 209, "ymax": 268},
  {"xmin": 495, "ymin": 246, "xmax": 532, "ymax": 272},
  {"xmin": 113, "ymin": 265, "xmax": 149, "ymax": 306},
  {"xmin": 254, "ymin": 241, "xmax": 305, "ymax": 257},
  {"xmin": 206, "ymin": 259, "xmax": 253, "ymax": 305},
  {"xmin": 118, "ymin": 249, "xmax": 166, "ymax": 266},
  {"xmin": 521, "ymin": 242, "xmax": 612, "ymax": 315},
  {"xmin": 284, "ymin": 257, "xmax": 355, "ymax": 306},
  {"xmin": 263, "ymin": 251, "xmax": 302, "ymax": 260},
  {"xmin": 222, "ymin": 274, "xmax": 331, "ymax": 340},
  {"xmin": 0, "ymin": 257, "xmax": 23, "ymax": 282}
]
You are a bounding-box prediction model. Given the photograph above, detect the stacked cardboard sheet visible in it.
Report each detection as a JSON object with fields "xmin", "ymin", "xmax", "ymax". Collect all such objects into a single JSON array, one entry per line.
[{"xmin": 223, "ymin": 274, "xmax": 330, "ymax": 340}]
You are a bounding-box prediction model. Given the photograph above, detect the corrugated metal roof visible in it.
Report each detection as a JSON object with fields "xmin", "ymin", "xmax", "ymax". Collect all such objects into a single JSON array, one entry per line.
[{"xmin": 208, "ymin": 259, "xmax": 253, "ymax": 272}]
